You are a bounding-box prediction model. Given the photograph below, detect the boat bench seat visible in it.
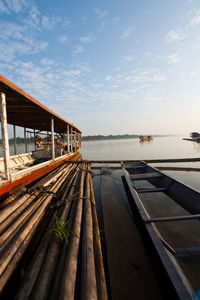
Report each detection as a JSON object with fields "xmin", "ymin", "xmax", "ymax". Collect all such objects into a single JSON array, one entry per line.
[
  {"xmin": 130, "ymin": 172, "xmax": 162, "ymax": 180},
  {"xmin": 137, "ymin": 187, "xmax": 166, "ymax": 193}
]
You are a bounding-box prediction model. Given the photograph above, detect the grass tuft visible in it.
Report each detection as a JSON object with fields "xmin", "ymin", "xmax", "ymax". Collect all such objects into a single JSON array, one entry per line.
[{"xmin": 50, "ymin": 214, "xmax": 78, "ymax": 246}]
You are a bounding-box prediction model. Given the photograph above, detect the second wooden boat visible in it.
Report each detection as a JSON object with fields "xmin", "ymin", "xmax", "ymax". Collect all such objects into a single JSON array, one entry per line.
[{"xmin": 122, "ymin": 161, "xmax": 200, "ymax": 300}]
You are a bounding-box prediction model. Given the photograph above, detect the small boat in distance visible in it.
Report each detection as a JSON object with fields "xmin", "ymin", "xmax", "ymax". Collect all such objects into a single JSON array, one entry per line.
[
  {"xmin": 0, "ymin": 75, "xmax": 81, "ymax": 200},
  {"xmin": 139, "ymin": 135, "xmax": 153, "ymax": 141}
]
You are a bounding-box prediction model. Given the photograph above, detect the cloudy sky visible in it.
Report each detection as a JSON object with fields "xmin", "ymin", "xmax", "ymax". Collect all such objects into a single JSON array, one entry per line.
[{"xmin": 1, "ymin": 0, "xmax": 200, "ymax": 136}]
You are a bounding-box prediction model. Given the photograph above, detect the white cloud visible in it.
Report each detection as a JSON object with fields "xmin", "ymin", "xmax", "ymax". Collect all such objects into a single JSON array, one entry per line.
[
  {"xmin": 80, "ymin": 35, "xmax": 95, "ymax": 43},
  {"xmin": 0, "ymin": 0, "xmax": 27, "ymax": 14},
  {"xmin": 125, "ymin": 55, "xmax": 133, "ymax": 62},
  {"xmin": 168, "ymin": 53, "xmax": 181, "ymax": 64},
  {"xmin": 95, "ymin": 8, "xmax": 107, "ymax": 18},
  {"xmin": 105, "ymin": 76, "xmax": 112, "ymax": 81},
  {"xmin": 58, "ymin": 35, "xmax": 68, "ymax": 44},
  {"xmin": 40, "ymin": 58, "xmax": 54, "ymax": 65},
  {"xmin": 190, "ymin": 9, "xmax": 200, "ymax": 27},
  {"xmin": 112, "ymin": 17, "xmax": 120, "ymax": 24},
  {"xmin": 145, "ymin": 51, "xmax": 152, "ymax": 56},
  {"xmin": 0, "ymin": 0, "xmax": 9, "ymax": 13},
  {"xmin": 42, "ymin": 15, "xmax": 61, "ymax": 29},
  {"xmin": 121, "ymin": 26, "xmax": 134, "ymax": 39},
  {"xmin": 189, "ymin": 70, "xmax": 200, "ymax": 78},
  {"xmin": 73, "ymin": 45, "xmax": 84, "ymax": 53},
  {"xmin": 165, "ymin": 30, "xmax": 186, "ymax": 43}
]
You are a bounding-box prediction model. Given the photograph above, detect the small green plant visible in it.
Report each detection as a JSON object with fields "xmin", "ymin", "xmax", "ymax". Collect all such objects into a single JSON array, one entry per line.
[{"xmin": 50, "ymin": 214, "xmax": 78, "ymax": 246}]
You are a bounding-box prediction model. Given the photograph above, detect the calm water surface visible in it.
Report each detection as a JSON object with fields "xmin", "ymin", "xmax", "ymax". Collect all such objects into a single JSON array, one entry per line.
[
  {"xmin": 81, "ymin": 136, "xmax": 200, "ymax": 160},
  {"xmin": 82, "ymin": 136, "xmax": 200, "ymax": 292},
  {"xmin": 81, "ymin": 136, "xmax": 200, "ymax": 191}
]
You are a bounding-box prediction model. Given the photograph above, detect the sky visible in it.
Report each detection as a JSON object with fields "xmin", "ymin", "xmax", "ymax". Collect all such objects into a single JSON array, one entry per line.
[{"xmin": 0, "ymin": 0, "xmax": 200, "ymax": 136}]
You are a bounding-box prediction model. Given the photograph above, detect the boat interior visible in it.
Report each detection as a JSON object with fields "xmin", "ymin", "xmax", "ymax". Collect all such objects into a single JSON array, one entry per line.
[{"xmin": 0, "ymin": 75, "xmax": 81, "ymax": 192}]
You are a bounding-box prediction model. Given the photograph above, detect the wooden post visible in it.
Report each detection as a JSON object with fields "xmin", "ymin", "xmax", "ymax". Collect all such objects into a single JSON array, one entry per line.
[
  {"xmin": 67, "ymin": 125, "xmax": 70, "ymax": 153},
  {"xmin": 0, "ymin": 92, "xmax": 11, "ymax": 180},
  {"xmin": 24, "ymin": 128, "xmax": 28, "ymax": 153},
  {"xmin": 34, "ymin": 129, "xmax": 36, "ymax": 151},
  {"xmin": 13, "ymin": 125, "xmax": 17, "ymax": 155},
  {"xmin": 70, "ymin": 127, "xmax": 73, "ymax": 152},
  {"xmin": 51, "ymin": 119, "xmax": 55, "ymax": 161}
]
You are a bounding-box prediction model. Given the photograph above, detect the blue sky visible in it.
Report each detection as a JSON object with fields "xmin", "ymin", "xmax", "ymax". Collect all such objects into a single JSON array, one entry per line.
[{"xmin": 1, "ymin": 0, "xmax": 200, "ymax": 136}]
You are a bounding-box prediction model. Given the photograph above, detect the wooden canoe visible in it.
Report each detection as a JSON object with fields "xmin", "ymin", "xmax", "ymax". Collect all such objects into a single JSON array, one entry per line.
[{"xmin": 122, "ymin": 161, "xmax": 200, "ymax": 300}]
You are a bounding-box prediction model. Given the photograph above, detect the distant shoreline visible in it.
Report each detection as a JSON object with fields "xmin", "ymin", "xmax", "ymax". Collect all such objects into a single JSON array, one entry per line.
[{"xmin": 82, "ymin": 134, "xmax": 171, "ymax": 141}]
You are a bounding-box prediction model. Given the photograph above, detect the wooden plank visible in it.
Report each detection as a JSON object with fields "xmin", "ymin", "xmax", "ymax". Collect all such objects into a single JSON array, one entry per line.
[
  {"xmin": 137, "ymin": 187, "xmax": 166, "ymax": 193},
  {"xmin": 0, "ymin": 92, "xmax": 11, "ymax": 180},
  {"xmin": 130, "ymin": 172, "xmax": 162, "ymax": 180},
  {"xmin": 175, "ymin": 247, "xmax": 200, "ymax": 257},
  {"xmin": 157, "ymin": 166, "xmax": 200, "ymax": 172},
  {"xmin": 144, "ymin": 214, "xmax": 200, "ymax": 223},
  {"xmin": 71, "ymin": 158, "xmax": 200, "ymax": 164}
]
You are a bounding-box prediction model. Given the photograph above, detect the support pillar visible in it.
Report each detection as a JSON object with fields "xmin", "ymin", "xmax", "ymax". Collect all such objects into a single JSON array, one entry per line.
[
  {"xmin": 34, "ymin": 129, "xmax": 36, "ymax": 151},
  {"xmin": 0, "ymin": 92, "xmax": 11, "ymax": 180},
  {"xmin": 51, "ymin": 118, "xmax": 55, "ymax": 161},
  {"xmin": 67, "ymin": 125, "xmax": 70, "ymax": 152},
  {"xmin": 71, "ymin": 127, "xmax": 73, "ymax": 152},
  {"xmin": 24, "ymin": 128, "xmax": 28, "ymax": 153},
  {"xmin": 13, "ymin": 125, "xmax": 17, "ymax": 155}
]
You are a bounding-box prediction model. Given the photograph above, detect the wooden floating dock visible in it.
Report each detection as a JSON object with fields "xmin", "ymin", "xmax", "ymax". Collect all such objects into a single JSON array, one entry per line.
[
  {"xmin": 0, "ymin": 162, "xmax": 107, "ymax": 300},
  {"xmin": 1, "ymin": 158, "xmax": 200, "ymax": 299}
]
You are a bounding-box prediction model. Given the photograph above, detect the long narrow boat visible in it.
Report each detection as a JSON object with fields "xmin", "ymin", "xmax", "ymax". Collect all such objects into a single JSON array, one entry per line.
[
  {"xmin": 122, "ymin": 161, "xmax": 200, "ymax": 300},
  {"xmin": 0, "ymin": 75, "xmax": 81, "ymax": 201},
  {"xmin": 139, "ymin": 135, "xmax": 153, "ymax": 142}
]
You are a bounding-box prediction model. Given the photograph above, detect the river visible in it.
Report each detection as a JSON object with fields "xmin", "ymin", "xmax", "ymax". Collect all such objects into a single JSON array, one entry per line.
[
  {"xmin": 81, "ymin": 136, "xmax": 200, "ymax": 191},
  {"xmin": 1, "ymin": 135, "xmax": 200, "ymax": 190}
]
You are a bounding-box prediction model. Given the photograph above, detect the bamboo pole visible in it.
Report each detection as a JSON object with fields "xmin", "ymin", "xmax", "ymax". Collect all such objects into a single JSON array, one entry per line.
[
  {"xmin": 0, "ymin": 163, "xmax": 68, "ymax": 224},
  {"xmin": 0, "ymin": 92, "xmax": 10, "ymax": 180},
  {"xmin": 89, "ymin": 174, "xmax": 108, "ymax": 300},
  {"xmin": 0, "ymin": 192, "xmax": 40, "ymax": 236},
  {"xmin": 0, "ymin": 192, "xmax": 47, "ymax": 248},
  {"xmin": 0, "ymin": 193, "xmax": 32, "ymax": 224},
  {"xmin": 31, "ymin": 166, "xmax": 81, "ymax": 300},
  {"xmin": 0, "ymin": 164, "xmax": 73, "ymax": 291},
  {"xmin": 81, "ymin": 171, "xmax": 98, "ymax": 300},
  {"xmin": 15, "ymin": 165, "xmax": 79, "ymax": 300},
  {"xmin": 59, "ymin": 165, "xmax": 86, "ymax": 300}
]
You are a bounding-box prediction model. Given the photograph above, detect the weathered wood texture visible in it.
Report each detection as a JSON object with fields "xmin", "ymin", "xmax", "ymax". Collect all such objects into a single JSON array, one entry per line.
[
  {"xmin": 67, "ymin": 157, "xmax": 200, "ymax": 164},
  {"xmin": 0, "ymin": 162, "xmax": 107, "ymax": 300}
]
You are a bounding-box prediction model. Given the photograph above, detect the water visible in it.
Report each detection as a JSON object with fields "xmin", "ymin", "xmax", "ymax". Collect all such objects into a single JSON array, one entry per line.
[
  {"xmin": 81, "ymin": 136, "xmax": 200, "ymax": 292},
  {"xmin": 0, "ymin": 143, "xmax": 35, "ymax": 156},
  {"xmin": 81, "ymin": 136, "xmax": 200, "ymax": 160},
  {"xmin": 81, "ymin": 136, "xmax": 200, "ymax": 191}
]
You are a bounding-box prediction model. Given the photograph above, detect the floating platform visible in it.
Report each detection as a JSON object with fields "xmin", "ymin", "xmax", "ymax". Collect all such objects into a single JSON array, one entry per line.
[{"xmin": 0, "ymin": 159, "xmax": 200, "ymax": 299}]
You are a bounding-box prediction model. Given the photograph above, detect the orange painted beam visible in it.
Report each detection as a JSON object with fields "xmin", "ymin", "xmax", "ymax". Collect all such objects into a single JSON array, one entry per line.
[{"xmin": 0, "ymin": 151, "xmax": 81, "ymax": 200}]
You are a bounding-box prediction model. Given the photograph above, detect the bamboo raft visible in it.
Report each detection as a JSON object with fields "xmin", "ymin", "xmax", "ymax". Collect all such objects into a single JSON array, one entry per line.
[{"xmin": 0, "ymin": 162, "xmax": 107, "ymax": 300}]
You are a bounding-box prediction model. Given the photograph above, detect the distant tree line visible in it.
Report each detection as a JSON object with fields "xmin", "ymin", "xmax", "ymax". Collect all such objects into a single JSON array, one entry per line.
[
  {"xmin": 0, "ymin": 137, "xmax": 48, "ymax": 145},
  {"xmin": 82, "ymin": 134, "xmax": 140, "ymax": 141}
]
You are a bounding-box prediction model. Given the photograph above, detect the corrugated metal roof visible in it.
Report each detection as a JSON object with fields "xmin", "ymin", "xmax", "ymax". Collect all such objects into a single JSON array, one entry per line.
[{"xmin": 0, "ymin": 75, "xmax": 81, "ymax": 134}]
